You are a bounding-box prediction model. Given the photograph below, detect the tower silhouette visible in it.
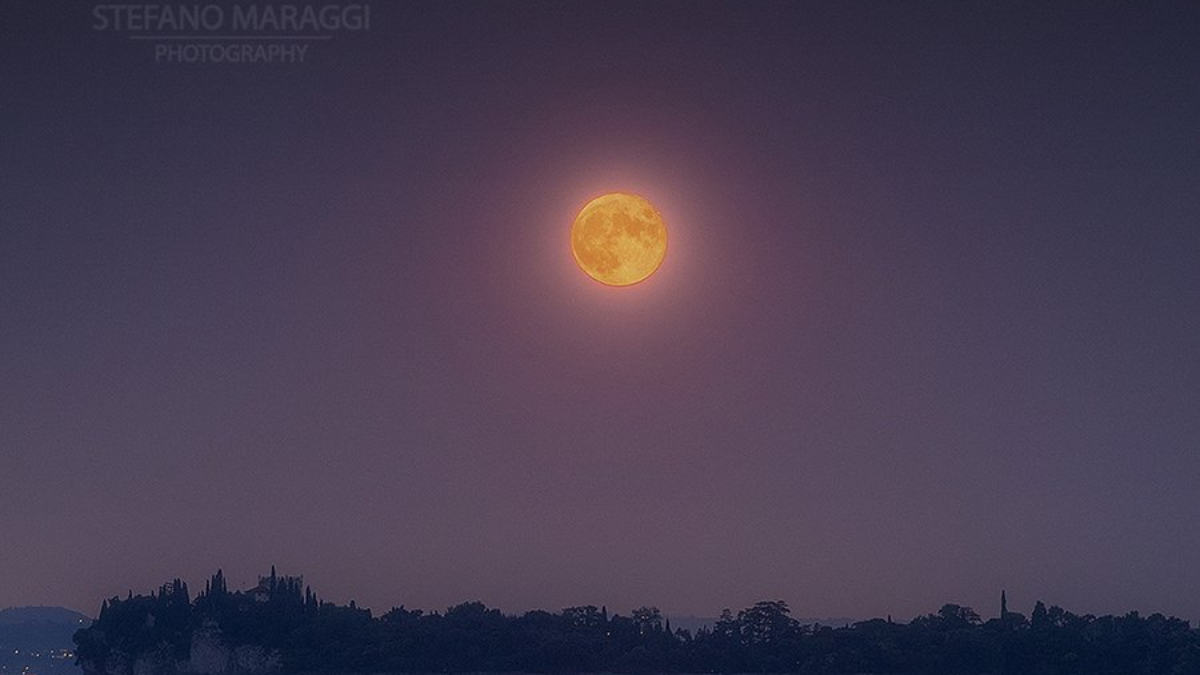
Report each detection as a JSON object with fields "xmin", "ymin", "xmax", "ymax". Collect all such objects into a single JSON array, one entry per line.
[{"xmin": 1001, "ymin": 590, "xmax": 1008, "ymax": 619}]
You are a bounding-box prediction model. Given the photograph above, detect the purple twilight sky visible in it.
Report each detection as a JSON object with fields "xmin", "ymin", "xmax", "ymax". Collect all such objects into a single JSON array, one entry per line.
[{"xmin": 2, "ymin": 1, "xmax": 1199, "ymax": 624}]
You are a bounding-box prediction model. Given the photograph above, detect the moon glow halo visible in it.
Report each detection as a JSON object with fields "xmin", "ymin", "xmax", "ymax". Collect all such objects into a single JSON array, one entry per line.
[{"xmin": 570, "ymin": 193, "xmax": 668, "ymax": 287}]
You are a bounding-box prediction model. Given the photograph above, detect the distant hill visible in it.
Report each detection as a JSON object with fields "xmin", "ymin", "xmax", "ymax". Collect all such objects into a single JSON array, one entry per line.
[{"xmin": 0, "ymin": 606, "xmax": 91, "ymax": 625}]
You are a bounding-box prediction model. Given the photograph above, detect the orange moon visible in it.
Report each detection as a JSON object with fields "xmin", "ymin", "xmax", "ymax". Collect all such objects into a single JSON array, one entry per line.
[{"xmin": 570, "ymin": 193, "xmax": 668, "ymax": 286}]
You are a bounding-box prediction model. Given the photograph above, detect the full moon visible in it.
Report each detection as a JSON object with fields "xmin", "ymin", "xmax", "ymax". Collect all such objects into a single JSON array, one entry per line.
[{"xmin": 570, "ymin": 193, "xmax": 668, "ymax": 286}]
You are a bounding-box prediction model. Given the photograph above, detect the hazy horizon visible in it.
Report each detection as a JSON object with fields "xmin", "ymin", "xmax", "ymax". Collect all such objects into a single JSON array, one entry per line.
[{"xmin": 7, "ymin": 569, "xmax": 1198, "ymax": 630}]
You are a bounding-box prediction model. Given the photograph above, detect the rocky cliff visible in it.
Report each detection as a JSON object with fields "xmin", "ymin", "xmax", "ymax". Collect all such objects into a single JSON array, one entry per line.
[{"xmin": 80, "ymin": 626, "xmax": 280, "ymax": 675}]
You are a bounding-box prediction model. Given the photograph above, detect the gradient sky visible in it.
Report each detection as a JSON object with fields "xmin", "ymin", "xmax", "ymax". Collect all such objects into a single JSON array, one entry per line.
[{"xmin": 2, "ymin": 1, "xmax": 1199, "ymax": 624}]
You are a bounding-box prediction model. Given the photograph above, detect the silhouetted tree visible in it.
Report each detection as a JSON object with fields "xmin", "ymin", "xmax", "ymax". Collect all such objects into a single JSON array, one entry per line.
[{"xmin": 74, "ymin": 573, "xmax": 1200, "ymax": 675}]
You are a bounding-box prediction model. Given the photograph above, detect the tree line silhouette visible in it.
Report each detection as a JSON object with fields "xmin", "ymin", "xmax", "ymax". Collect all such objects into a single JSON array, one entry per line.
[{"xmin": 74, "ymin": 569, "xmax": 1200, "ymax": 674}]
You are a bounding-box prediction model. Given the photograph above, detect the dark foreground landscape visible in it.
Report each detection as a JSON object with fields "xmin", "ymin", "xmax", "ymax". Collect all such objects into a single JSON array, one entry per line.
[{"xmin": 73, "ymin": 570, "xmax": 1200, "ymax": 675}]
